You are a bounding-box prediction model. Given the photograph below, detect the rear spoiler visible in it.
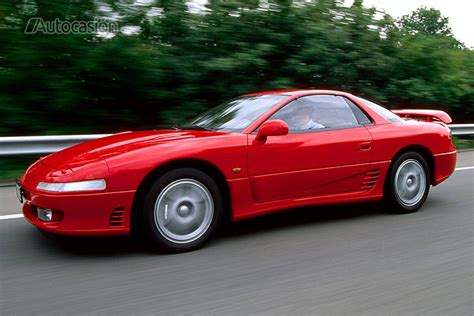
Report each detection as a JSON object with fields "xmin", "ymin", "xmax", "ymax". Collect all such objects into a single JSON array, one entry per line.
[{"xmin": 391, "ymin": 109, "xmax": 452, "ymax": 124}]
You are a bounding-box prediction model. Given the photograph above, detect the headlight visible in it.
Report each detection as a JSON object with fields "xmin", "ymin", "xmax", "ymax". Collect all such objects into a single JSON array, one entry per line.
[{"xmin": 37, "ymin": 179, "xmax": 106, "ymax": 192}]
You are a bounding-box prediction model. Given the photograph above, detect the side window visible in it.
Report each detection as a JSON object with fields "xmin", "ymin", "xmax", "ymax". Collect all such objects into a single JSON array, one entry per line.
[
  {"xmin": 269, "ymin": 95, "xmax": 360, "ymax": 132},
  {"xmin": 344, "ymin": 97, "xmax": 372, "ymax": 125},
  {"xmin": 356, "ymin": 97, "xmax": 403, "ymax": 123}
]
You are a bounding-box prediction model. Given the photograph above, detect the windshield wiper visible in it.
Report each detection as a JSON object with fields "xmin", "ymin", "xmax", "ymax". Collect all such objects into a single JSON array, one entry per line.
[{"xmin": 179, "ymin": 124, "xmax": 213, "ymax": 131}]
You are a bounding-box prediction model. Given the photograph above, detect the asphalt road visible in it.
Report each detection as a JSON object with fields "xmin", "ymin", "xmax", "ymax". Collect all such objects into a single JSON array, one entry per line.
[{"xmin": 1, "ymin": 152, "xmax": 473, "ymax": 315}]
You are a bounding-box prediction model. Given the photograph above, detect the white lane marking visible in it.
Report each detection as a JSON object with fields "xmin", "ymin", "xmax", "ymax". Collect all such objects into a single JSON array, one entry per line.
[
  {"xmin": 455, "ymin": 166, "xmax": 474, "ymax": 171},
  {"xmin": 0, "ymin": 166, "xmax": 472, "ymax": 221},
  {"xmin": 0, "ymin": 214, "xmax": 23, "ymax": 220}
]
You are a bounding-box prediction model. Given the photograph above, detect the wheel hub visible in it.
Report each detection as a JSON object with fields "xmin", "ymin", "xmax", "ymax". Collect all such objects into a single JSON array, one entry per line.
[{"xmin": 178, "ymin": 204, "xmax": 191, "ymax": 217}]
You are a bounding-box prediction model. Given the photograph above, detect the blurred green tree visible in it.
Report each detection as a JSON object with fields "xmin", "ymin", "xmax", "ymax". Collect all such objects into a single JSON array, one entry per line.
[
  {"xmin": 399, "ymin": 7, "xmax": 452, "ymax": 36},
  {"xmin": 0, "ymin": 0, "xmax": 473, "ymax": 137}
]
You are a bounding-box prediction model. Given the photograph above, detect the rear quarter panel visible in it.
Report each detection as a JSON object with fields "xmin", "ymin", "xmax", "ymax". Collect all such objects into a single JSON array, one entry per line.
[
  {"xmin": 367, "ymin": 121, "xmax": 454, "ymax": 160},
  {"xmin": 366, "ymin": 120, "xmax": 456, "ymax": 186}
]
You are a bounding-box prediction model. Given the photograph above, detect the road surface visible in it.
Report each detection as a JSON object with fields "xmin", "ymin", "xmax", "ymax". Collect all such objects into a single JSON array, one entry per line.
[{"xmin": 1, "ymin": 152, "xmax": 473, "ymax": 314}]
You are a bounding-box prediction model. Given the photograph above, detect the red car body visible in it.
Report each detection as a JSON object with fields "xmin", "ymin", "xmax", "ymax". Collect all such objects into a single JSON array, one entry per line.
[{"xmin": 19, "ymin": 90, "xmax": 457, "ymax": 236}]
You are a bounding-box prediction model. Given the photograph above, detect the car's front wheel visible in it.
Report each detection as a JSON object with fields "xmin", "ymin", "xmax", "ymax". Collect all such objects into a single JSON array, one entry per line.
[
  {"xmin": 385, "ymin": 152, "xmax": 430, "ymax": 214},
  {"xmin": 142, "ymin": 168, "xmax": 222, "ymax": 252}
]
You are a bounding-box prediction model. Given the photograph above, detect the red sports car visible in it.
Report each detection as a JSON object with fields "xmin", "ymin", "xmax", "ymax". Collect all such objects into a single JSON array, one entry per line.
[{"xmin": 18, "ymin": 90, "xmax": 457, "ymax": 252}]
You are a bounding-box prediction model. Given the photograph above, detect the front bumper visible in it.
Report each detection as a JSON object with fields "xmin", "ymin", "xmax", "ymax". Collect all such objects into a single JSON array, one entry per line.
[
  {"xmin": 21, "ymin": 189, "xmax": 135, "ymax": 236},
  {"xmin": 23, "ymin": 188, "xmax": 135, "ymax": 236},
  {"xmin": 19, "ymin": 162, "xmax": 135, "ymax": 236}
]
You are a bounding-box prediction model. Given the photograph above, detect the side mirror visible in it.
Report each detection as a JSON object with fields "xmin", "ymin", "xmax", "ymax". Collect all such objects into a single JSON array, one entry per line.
[{"xmin": 256, "ymin": 119, "xmax": 289, "ymax": 142}]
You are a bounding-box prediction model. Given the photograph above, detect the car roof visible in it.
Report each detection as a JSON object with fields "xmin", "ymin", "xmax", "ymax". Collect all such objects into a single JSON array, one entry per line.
[{"xmin": 243, "ymin": 89, "xmax": 354, "ymax": 98}]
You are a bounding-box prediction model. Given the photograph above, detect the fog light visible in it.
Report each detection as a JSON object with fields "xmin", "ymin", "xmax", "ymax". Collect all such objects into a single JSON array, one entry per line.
[{"xmin": 37, "ymin": 208, "xmax": 53, "ymax": 222}]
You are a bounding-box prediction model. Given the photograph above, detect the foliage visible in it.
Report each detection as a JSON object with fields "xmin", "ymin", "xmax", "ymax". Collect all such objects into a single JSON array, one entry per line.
[
  {"xmin": 0, "ymin": 1, "xmax": 473, "ymax": 137},
  {"xmin": 398, "ymin": 6, "xmax": 453, "ymax": 36}
]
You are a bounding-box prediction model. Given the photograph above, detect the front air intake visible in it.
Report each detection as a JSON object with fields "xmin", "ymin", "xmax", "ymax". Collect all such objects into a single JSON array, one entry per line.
[{"xmin": 109, "ymin": 208, "xmax": 125, "ymax": 227}]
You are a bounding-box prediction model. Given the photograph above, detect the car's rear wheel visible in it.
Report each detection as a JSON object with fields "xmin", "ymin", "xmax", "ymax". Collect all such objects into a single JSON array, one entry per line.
[
  {"xmin": 385, "ymin": 152, "xmax": 430, "ymax": 214},
  {"xmin": 141, "ymin": 168, "xmax": 222, "ymax": 252}
]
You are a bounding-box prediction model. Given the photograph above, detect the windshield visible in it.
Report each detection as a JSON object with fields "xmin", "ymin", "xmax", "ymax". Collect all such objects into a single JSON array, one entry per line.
[
  {"xmin": 357, "ymin": 97, "xmax": 403, "ymax": 123},
  {"xmin": 186, "ymin": 94, "xmax": 288, "ymax": 132}
]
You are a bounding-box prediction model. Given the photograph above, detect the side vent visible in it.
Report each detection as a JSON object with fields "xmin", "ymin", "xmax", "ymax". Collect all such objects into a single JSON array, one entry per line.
[
  {"xmin": 109, "ymin": 208, "xmax": 125, "ymax": 227},
  {"xmin": 361, "ymin": 169, "xmax": 381, "ymax": 191}
]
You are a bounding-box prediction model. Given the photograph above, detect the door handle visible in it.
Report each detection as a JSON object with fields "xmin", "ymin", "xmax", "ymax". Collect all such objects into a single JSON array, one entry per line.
[{"xmin": 358, "ymin": 142, "xmax": 372, "ymax": 151}]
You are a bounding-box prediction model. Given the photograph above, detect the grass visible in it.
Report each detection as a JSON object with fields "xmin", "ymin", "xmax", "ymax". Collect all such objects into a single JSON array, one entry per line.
[
  {"xmin": 0, "ymin": 156, "xmax": 39, "ymax": 182},
  {"xmin": 1, "ymin": 136, "xmax": 473, "ymax": 182},
  {"xmin": 452, "ymin": 135, "xmax": 474, "ymax": 150}
]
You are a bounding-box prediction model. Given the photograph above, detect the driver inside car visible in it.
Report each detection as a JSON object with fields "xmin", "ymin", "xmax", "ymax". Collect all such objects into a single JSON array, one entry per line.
[{"xmin": 293, "ymin": 102, "xmax": 325, "ymax": 130}]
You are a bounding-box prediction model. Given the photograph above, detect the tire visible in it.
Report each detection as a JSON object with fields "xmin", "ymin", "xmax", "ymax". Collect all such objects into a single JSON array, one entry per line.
[
  {"xmin": 385, "ymin": 152, "xmax": 430, "ymax": 214},
  {"xmin": 141, "ymin": 168, "xmax": 223, "ymax": 252}
]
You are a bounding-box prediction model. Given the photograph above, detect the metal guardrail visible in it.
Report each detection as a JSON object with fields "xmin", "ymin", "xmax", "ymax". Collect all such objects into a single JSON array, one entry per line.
[
  {"xmin": 0, "ymin": 125, "xmax": 473, "ymax": 156},
  {"xmin": 448, "ymin": 124, "xmax": 474, "ymax": 136},
  {"xmin": 0, "ymin": 134, "xmax": 111, "ymax": 156}
]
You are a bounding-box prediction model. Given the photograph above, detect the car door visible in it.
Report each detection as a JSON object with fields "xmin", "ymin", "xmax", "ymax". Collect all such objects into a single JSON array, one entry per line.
[{"xmin": 247, "ymin": 94, "xmax": 373, "ymax": 203}]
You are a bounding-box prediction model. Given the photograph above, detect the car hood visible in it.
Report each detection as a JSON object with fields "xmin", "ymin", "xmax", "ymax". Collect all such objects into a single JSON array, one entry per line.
[{"xmin": 40, "ymin": 130, "xmax": 227, "ymax": 170}]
